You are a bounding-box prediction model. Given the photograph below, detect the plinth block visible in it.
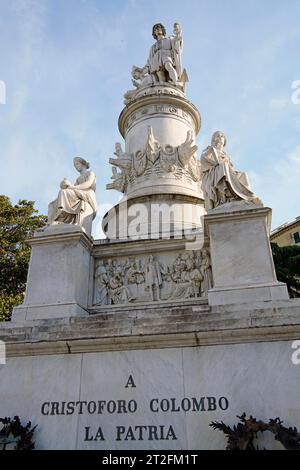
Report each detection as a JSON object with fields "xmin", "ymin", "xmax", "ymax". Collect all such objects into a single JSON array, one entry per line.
[
  {"xmin": 12, "ymin": 225, "xmax": 93, "ymax": 321},
  {"xmin": 205, "ymin": 201, "xmax": 289, "ymax": 305}
]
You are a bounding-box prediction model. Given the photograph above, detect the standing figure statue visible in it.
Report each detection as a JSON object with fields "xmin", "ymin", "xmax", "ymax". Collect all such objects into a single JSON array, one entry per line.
[
  {"xmin": 47, "ymin": 156, "xmax": 97, "ymax": 236},
  {"xmin": 145, "ymin": 22, "xmax": 187, "ymax": 87},
  {"xmin": 201, "ymin": 131, "xmax": 261, "ymax": 210},
  {"xmin": 94, "ymin": 260, "xmax": 109, "ymax": 305},
  {"xmin": 200, "ymin": 249, "xmax": 213, "ymax": 296},
  {"xmin": 145, "ymin": 255, "xmax": 164, "ymax": 301}
]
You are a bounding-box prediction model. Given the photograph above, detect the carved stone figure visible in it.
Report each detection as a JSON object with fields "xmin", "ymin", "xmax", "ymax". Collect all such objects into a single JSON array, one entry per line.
[
  {"xmin": 106, "ymin": 167, "xmax": 126, "ymax": 193},
  {"xmin": 108, "ymin": 272, "xmax": 135, "ymax": 304},
  {"xmin": 106, "ymin": 143, "xmax": 132, "ymax": 193},
  {"xmin": 47, "ymin": 156, "xmax": 97, "ymax": 235},
  {"xmin": 94, "ymin": 261, "xmax": 109, "ymax": 305},
  {"xmin": 145, "ymin": 255, "xmax": 164, "ymax": 301},
  {"xmin": 200, "ymin": 248, "xmax": 213, "ymax": 295},
  {"xmin": 110, "ymin": 143, "xmax": 132, "ymax": 171},
  {"xmin": 126, "ymin": 259, "xmax": 145, "ymax": 285},
  {"xmin": 145, "ymin": 23, "xmax": 187, "ymax": 87},
  {"xmin": 178, "ymin": 130, "xmax": 200, "ymax": 181},
  {"xmin": 201, "ymin": 131, "xmax": 261, "ymax": 210},
  {"xmin": 186, "ymin": 254, "xmax": 203, "ymax": 297},
  {"xmin": 133, "ymin": 126, "xmax": 160, "ymax": 176},
  {"xmin": 169, "ymin": 252, "xmax": 203, "ymax": 299},
  {"xmin": 171, "ymin": 253, "xmax": 184, "ymax": 282},
  {"xmin": 145, "ymin": 126, "xmax": 160, "ymax": 164},
  {"xmin": 106, "ymin": 127, "xmax": 202, "ymax": 194},
  {"xmin": 93, "ymin": 251, "xmax": 208, "ymax": 306},
  {"xmin": 123, "ymin": 66, "xmax": 154, "ymax": 104}
]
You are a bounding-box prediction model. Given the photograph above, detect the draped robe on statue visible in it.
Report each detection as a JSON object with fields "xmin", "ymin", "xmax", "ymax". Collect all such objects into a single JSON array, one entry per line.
[
  {"xmin": 48, "ymin": 171, "xmax": 97, "ymax": 235},
  {"xmin": 147, "ymin": 34, "xmax": 182, "ymax": 81},
  {"xmin": 201, "ymin": 146, "xmax": 257, "ymax": 210}
]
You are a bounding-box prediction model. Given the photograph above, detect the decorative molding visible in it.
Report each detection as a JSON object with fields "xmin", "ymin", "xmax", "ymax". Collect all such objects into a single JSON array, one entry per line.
[
  {"xmin": 3, "ymin": 299, "xmax": 300, "ymax": 357},
  {"xmin": 107, "ymin": 127, "xmax": 201, "ymax": 195},
  {"xmin": 118, "ymin": 94, "xmax": 201, "ymax": 137},
  {"xmin": 5, "ymin": 324, "xmax": 300, "ymax": 358},
  {"xmin": 27, "ymin": 229, "xmax": 93, "ymax": 251}
]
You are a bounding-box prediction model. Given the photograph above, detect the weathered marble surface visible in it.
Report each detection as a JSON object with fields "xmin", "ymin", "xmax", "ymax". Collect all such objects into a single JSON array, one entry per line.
[
  {"xmin": 0, "ymin": 338, "xmax": 299, "ymax": 449},
  {"xmin": 3, "ymin": 297, "xmax": 300, "ymax": 449},
  {"xmin": 12, "ymin": 225, "xmax": 92, "ymax": 321},
  {"xmin": 0, "ymin": 354, "xmax": 82, "ymax": 449},
  {"xmin": 205, "ymin": 202, "xmax": 289, "ymax": 305},
  {"xmin": 107, "ymin": 127, "xmax": 201, "ymax": 197},
  {"xmin": 3, "ymin": 298, "xmax": 300, "ymax": 355},
  {"xmin": 93, "ymin": 248, "xmax": 211, "ymax": 307}
]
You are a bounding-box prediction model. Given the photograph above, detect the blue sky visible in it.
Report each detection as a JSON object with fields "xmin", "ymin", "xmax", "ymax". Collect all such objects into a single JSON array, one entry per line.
[{"xmin": 0, "ymin": 0, "xmax": 300, "ymax": 237}]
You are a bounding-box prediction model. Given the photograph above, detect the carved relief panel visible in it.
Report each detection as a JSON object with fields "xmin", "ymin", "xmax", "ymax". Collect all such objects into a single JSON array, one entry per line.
[{"xmin": 93, "ymin": 249, "xmax": 212, "ymax": 307}]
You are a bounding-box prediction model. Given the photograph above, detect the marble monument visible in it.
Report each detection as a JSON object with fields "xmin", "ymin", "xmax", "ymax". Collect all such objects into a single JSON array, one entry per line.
[{"xmin": 0, "ymin": 22, "xmax": 299, "ymax": 450}]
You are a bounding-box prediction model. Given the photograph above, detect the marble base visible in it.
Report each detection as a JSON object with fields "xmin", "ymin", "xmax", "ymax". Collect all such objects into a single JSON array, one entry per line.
[
  {"xmin": 205, "ymin": 202, "xmax": 289, "ymax": 305},
  {"xmin": 0, "ymin": 340, "xmax": 299, "ymax": 450},
  {"xmin": 208, "ymin": 283, "xmax": 289, "ymax": 306},
  {"xmin": 12, "ymin": 302, "xmax": 88, "ymax": 321},
  {"xmin": 12, "ymin": 225, "xmax": 93, "ymax": 321},
  {"xmin": 2, "ymin": 298, "xmax": 300, "ymax": 449}
]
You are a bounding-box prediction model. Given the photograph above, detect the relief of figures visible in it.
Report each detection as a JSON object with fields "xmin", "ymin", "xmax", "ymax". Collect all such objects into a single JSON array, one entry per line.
[
  {"xmin": 168, "ymin": 249, "xmax": 212, "ymax": 300},
  {"xmin": 93, "ymin": 249, "xmax": 212, "ymax": 306},
  {"xmin": 145, "ymin": 255, "xmax": 168, "ymax": 301}
]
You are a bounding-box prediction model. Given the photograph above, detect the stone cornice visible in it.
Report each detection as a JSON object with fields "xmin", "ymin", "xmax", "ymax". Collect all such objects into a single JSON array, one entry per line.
[
  {"xmin": 205, "ymin": 206, "xmax": 272, "ymax": 234},
  {"xmin": 6, "ymin": 325, "xmax": 300, "ymax": 357},
  {"xmin": 118, "ymin": 93, "xmax": 201, "ymax": 137},
  {"xmin": 92, "ymin": 234, "xmax": 207, "ymax": 257},
  {"xmin": 27, "ymin": 229, "xmax": 93, "ymax": 251},
  {"xmin": 205, "ymin": 206, "xmax": 271, "ymax": 223},
  {"xmin": 2, "ymin": 299, "xmax": 300, "ymax": 357}
]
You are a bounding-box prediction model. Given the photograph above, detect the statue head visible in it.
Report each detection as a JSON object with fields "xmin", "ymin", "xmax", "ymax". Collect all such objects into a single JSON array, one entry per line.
[
  {"xmin": 211, "ymin": 131, "xmax": 227, "ymax": 150},
  {"xmin": 152, "ymin": 23, "xmax": 166, "ymax": 39},
  {"xmin": 173, "ymin": 22, "xmax": 181, "ymax": 34},
  {"xmin": 131, "ymin": 66, "xmax": 144, "ymax": 80},
  {"xmin": 73, "ymin": 156, "xmax": 90, "ymax": 170}
]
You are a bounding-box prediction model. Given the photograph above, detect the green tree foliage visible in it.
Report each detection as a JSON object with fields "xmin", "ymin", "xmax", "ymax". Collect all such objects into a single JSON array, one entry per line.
[
  {"xmin": 0, "ymin": 196, "xmax": 46, "ymax": 321},
  {"xmin": 271, "ymin": 242, "xmax": 300, "ymax": 297}
]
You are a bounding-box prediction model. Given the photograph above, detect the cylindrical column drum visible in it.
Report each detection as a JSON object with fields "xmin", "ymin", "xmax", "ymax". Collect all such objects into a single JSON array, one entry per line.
[{"xmin": 118, "ymin": 84, "xmax": 202, "ymax": 200}]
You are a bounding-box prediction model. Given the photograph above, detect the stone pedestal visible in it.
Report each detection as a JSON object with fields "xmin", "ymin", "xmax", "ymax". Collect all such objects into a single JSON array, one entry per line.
[
  {"xmin": 2, "ymin": 298, "xmax": 300, "ymax": 449},
  {"xmin": 12, "ymin": 225, "xmax": 92, "ymax": 321},
  {"xmin": 205, "ymin": 201, "xmax": 289, "ymax": 306},
  {"xmin": 2, "ymin": 23, "xmax": 299, "ymax": 451}
]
